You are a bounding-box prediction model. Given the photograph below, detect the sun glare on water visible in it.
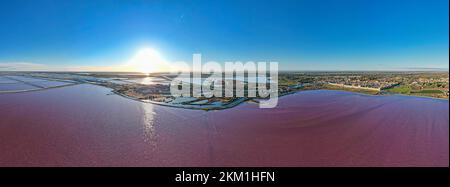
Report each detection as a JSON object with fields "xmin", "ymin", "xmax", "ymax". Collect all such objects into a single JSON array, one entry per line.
[{"xmin": 126, "ymin": 48, "xmax": 170, "ymax": 74}]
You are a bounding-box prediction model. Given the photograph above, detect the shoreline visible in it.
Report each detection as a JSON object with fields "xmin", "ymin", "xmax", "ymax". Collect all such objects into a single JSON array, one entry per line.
[
  {"xmin": 0, "ymin": 83, "xmax": 80, "ymax": 94},
  {"xmin": 109, "ymin": 86, "xmax": 449, "ymax": 111},
  {"xmin": 109, "ymin": 87, "xmax": 250, "ymax": 111},
  {"xmin": 1, "ymin": 82, "xmax": 447, "ymax": 110}
]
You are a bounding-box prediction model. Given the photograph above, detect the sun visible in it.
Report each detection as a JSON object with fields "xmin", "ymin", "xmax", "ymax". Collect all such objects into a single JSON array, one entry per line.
[{"xmin": 126, "ymin": 48, "xmax": 169, "ymax": 74}]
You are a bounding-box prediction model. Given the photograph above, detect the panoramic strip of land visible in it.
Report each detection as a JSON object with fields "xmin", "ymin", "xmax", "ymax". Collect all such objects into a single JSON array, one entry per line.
[{"xmin": 0, "ymin": 71, "xmax": 448, "ymax": 110}]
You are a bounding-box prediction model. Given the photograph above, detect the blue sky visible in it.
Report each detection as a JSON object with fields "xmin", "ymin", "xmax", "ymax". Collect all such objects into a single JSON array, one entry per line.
[{"xmin": 0, "ymin": 0, "xmax": 448, "ymax": 71}]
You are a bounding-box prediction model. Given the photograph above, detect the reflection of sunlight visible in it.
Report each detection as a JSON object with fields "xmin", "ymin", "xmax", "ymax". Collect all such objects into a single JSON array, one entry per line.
[
  {"xmin": 141, "ymin": 103, "xmax": 157, "ymax": 147},
  {"xmin": 135, "ymin": 77, "xmax": 157, "ymax": 85}
]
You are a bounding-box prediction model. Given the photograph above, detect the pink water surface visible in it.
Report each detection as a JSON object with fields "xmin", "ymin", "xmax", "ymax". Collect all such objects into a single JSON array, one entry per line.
[{"xmin": 0, "ymin": 84, "xmax": 448, "ymax": 166}]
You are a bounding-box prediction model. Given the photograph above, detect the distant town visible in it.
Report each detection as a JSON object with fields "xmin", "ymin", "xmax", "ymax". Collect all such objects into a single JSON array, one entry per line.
[{"xmin": 278, "ymin": 71, "xmax": 449, "ymax": 98}]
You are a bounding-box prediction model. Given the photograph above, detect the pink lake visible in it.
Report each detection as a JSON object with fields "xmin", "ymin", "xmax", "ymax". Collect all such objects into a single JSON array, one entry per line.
[{"xmin": 0, "ymin": 84, "xmax": 448, "ymax": 166}]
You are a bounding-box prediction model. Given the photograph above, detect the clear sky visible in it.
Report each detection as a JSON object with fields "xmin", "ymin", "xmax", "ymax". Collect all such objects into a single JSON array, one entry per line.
[{"xmin": 0, "ymin": 0, "xmax": 448, "ymax": 71}]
